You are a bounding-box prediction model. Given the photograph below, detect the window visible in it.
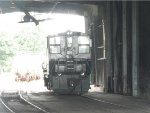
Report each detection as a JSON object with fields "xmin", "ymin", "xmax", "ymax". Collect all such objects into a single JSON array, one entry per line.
[
  {"xmin": 78, "ymin": 36, "xmax": 90, "ymax": 54},
  {"xmin": 79, "ymin": 45, "xmax": 89, "ymax": 53},
  {"xmin": 49, "ymin": 37, "xmax": 61, "ymax": 54},
  {"xmin": 49, "ymin": 37, "xmax": 60, "ymax": 44},
  {"xmin": 78, "ymin": 36, "xmax": 89, "ymax": 44},
  {"xmin": 50, "ymin": 46, "xmax": 60, "ymax": 53}
]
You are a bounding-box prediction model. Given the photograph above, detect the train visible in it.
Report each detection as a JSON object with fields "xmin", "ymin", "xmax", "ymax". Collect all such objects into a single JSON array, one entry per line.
[{"xmin": 42, "ymin": 31, "xmax": 91, "ymax": 94}]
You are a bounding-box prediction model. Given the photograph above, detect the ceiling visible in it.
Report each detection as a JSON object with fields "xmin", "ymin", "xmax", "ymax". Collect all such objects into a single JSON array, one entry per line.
[{"xmin": 0, "ymin": 1, "xmax": 97, "ymax": 14}]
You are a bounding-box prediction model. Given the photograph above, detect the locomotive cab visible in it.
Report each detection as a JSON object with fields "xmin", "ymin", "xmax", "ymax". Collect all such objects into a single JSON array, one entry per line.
[{"xmin": 44, "ymin": 31, "xmax": 91, "ymax": 94}]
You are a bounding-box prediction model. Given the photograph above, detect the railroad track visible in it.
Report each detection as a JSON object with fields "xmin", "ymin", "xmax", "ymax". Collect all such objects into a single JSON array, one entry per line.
[
  {"xmin": 0, "ymin": 90, "xmax": 50, "ymax": 113},
  {"xmin": 27, "ymin": 92, "xmax": 149, "ymax": 113},
  {"xmin": 81, "ymin": 94, "xmax": 127, "ymax": 108},
  {"xmin": 1, "ymin": 90, "xmax": 148, "ymax": 113},
  {"xmin": 26, "ymin": 92, "xmax": 129, "ymax": 113}
]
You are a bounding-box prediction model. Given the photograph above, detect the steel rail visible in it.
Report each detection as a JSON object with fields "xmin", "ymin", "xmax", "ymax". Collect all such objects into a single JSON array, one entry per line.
[
  {"xmin": 0, "ymin": 97, "xmax": 15, "ymax": 113},
  {"xmin": 81, "ymin": 95, "xmax": 127, "ymax": 108},
  {"xmin": 0, "ymin": 90, "xmax": 50, "ymax": 113},
  {"xmin": 18, "ymin": 90, "xmax": 50, "ymax": 113},
  {"xmin": 82, "ymin": 94, "xmax": 150, "ymax": 113}
]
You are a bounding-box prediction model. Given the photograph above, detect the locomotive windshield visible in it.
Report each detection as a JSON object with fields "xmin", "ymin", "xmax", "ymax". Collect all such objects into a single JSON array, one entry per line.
[
  {"xmin": 49, "ymin": 37, "xmax": 61, "ymax": 44},
  {"xmin": 78, "ymin": 36, "xmax": 90, "ymax": 44},
  {"xmin": 79, "ymin": 45, "xmax": 89, "ymax": 53},
  {"xmin": 50, "ymin": 46, "xmax": 60, "ymax": 53},
  {"xmin": 49, "ymin": 37, "xmax": 61, "ymax": 53},
  {"xmin": 78, "ymin": 36, "xmax": 90, "ymax": 53}
]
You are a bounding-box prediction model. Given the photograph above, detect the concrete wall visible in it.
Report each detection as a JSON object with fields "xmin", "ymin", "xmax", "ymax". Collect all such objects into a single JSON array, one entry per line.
[{"xmin": 139, "ymin": 2, "xmax": 150, "ymax": 98}]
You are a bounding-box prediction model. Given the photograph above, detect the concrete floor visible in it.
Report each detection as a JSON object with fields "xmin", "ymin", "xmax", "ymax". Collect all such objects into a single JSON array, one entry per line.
[
  {"xmin": 0, "ymin": 74, "xmax": 150, "ymax": 113},
  {"xmin": 19, "ymin": 91, "xmax": 150, "ymax": 113}
]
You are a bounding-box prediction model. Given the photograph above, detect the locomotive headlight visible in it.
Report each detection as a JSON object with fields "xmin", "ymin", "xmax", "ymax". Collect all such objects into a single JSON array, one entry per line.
[
  {"xmin": 44, "ymin": 74, "xmax": 48, "ymax": 78},
  {"xmin": 58, "ymin": 73, "xmax": 62, "ymax": 76},
  {"xmin": 81, "ymin": 73, "xmax": 85, "ymax": 76}
]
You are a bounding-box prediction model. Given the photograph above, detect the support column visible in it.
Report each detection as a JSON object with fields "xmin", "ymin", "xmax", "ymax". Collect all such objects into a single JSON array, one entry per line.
[
  {"xmin": 122, "ymin": 2, "xmax": 128, "ymax": 94},
  {"xmin": 104, "ymin": 2, "xmax": 113, "ymax": 92},
  {"xmin": 132, "ymin": 2, "xmax": 140, "ymax": 97},
  {"xmin": 112, "ymin": 2, "xmax": 118, "ymax": 93}
]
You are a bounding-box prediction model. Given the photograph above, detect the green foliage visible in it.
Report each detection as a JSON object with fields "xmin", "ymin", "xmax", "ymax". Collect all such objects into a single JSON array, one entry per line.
[
  {"xmin": 14, "ymin": 25, "xmax": 46, "ymax": 53},
  {"xmin": 0, "ymin": 24, "xmax": 46, "ymax": 72},
  {"xmin": 0, "ymin": 32, "xmax": 16, "ymax": 72}
]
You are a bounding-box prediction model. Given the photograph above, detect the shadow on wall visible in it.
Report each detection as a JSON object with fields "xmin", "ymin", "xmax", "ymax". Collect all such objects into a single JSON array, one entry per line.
[{"xmin": 140, "ymin": 68, "xmax": 150, "ymax": 99}]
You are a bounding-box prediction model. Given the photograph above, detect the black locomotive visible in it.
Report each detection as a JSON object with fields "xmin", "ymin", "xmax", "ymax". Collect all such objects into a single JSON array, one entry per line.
[{"xmin": 43, "ymin": 31, "xmax": 91, "ymax": 94}]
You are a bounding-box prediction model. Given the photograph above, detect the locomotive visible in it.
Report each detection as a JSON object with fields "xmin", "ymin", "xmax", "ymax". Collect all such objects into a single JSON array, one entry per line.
[{"xmin": 43, "ymin": 31, "xmax": 91, "ymax": 94}]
